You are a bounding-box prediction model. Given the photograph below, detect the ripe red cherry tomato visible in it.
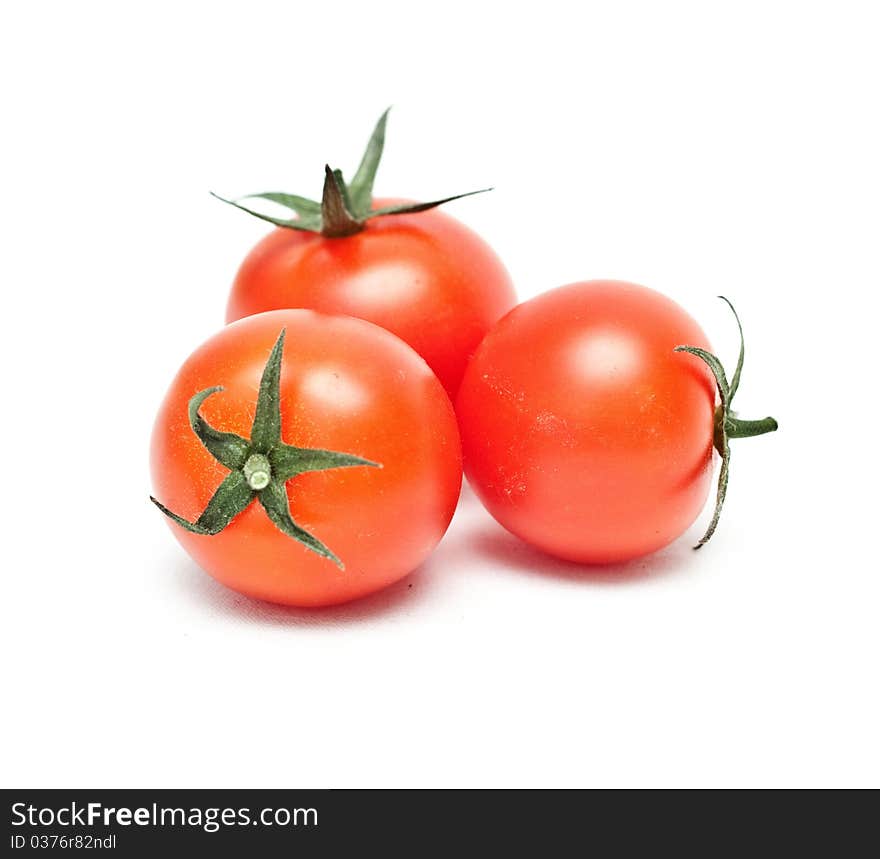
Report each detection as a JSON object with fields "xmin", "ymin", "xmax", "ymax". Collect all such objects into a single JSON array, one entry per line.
[
  {"xmin": 151, "ymin": 310, "xmax": 462, "ymax": 606},
  {"xmin": 456, "ymin": 280, "xmax": 719, "ymax": 563},
  {"xmin": 226, "ymin": 201, "xmax": 515, "ymax": 399},
  {"xmin": 217, "ymin": 110, "xmax": 516, "ymax": 398}
]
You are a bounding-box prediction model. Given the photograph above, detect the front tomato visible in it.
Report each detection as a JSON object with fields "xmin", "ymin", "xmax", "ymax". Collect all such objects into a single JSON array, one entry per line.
[
  {"xmin": 456, "ymin": 281, "xmax": 777, "ymax": 563},
  {"xmin": 151, "ymin": 310, "xmax": 462, "ymax": 606}
]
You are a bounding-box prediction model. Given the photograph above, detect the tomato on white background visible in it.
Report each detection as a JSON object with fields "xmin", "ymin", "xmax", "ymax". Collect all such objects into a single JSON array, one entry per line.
[{"xmin": 151, "ymin": 309, "xmax": 462, "ymax": 606}]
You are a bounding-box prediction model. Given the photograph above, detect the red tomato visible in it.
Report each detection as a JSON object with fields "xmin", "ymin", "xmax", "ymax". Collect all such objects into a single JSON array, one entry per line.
[
  {"xmin": 456, "ymin": 281, "xmax": 718, "ymax": 563},
  {"xmin": 225, "ymin": 201, "xmax": 516, "ymax": 398},
  {"xmin": 151, "ymin": 310, "xmax": 462, "ymax": 606}
]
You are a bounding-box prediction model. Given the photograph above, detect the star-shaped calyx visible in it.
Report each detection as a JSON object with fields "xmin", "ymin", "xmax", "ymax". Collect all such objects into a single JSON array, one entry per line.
[
  {"xmin": 675, "ymin": 297, "xmax": 778, "ymax": 549},
  {"xmin": 211, "ymin": 108, "xmax": 491, "ymax": 239},
  {"xmin": 150, "ymin": 330, "xmax": 380, "ymax": 568}
]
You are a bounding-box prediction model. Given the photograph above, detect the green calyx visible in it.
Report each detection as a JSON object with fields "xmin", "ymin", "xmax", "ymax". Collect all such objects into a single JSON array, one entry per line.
[
  {"xmin": 674, "ymin": 297, "xmax": 779, "ymax": 549},
  {"xmin": 211, "ymin": 108, "xmax": 491, "ymax": 238},
  {"xmin": 150, "ymin": 330, "xmax": 380, "ymax": 569}
]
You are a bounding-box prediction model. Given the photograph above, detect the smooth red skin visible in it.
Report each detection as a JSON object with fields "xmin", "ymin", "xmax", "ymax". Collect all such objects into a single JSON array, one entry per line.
[
  {"xmin": 151, "ymin": 310, "xmax": 462, "ymax": 607},
  {"xmin": 225, "ymin": 200, "xmax": 517, "ymax": 399},
  {"xmin": 456, "ymin": 281, "xmax": 717, "ymax": 564}
]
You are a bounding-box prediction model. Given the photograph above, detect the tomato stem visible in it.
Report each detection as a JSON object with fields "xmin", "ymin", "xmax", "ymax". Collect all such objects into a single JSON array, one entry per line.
[
  {"xmin": 243, "ymin": 453, "xmax": 272, "ymax": 490},
  {"xmin": 320, "ymin": 165, "xmax": 366, "ymax": 238},
  {"xmin": 211, "ymin": 108, "xmax": 491, "ymax": 236},
  {"xmin": 675, "ymin": 297, "xmax": 778, "ymax": 549},
  {"xmin": 725, "ymin": 415, "xmax": 778, "ymax": 439}
]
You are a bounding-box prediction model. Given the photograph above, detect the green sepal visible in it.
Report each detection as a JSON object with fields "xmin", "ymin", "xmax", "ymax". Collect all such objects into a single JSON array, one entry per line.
[
  {"xmin": 258, "ymin": 480, "xmax": 343, "ymax": 569},
  {"xmin": 366, "ymin": 188, "xmax": 493, "ymax": 219},
  {"xmin": 213, "ymin": 108, "xmax": 491, "ymax": 238},
  {"xmin": 333, "ymin": 168, "xmax": 356, "ymax": 211},
  {"xmin": 150, "ymin": 470, "xmax": 254, "ymax": 535},
  {"xmin": 269, "ymin": 444, "xmax": 380, "ymax": 482},
  {"xmin": 675, "ymin": 346, "xmax": 730, "ymax": 413},
  {"xmin": 209, "ymin": 192, "xmax": 321, "ymax": 232},
  {"xmin": 249, "ymin": 330, "xmax": 285, "ymax": 451},
  {"xmin": 696, "ymin": 425, "xmax": 731, "ymax": 549},
  {"xmin": 239, "ymin": 192, "xmax": 321, "ymax": 218},
  {"xmin": 720, "ymin": 296, "xmax": 745, "ymax": 401},
  {"xmin": 151, "ymin": 327, "xmax": 382, "ymax": 567},
  {"xmin": 674, "ymin": 297, "xmax": 778, "ymax": 549},
  {"xmin": 348, "ymin": 107, "xmax": 389, "ymax": 214},
  {"xmin": 188, "ymin": 387, "xmax": 250, "ymax": 470}
]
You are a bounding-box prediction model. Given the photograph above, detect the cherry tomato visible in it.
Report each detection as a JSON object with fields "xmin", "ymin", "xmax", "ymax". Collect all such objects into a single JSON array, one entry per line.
[
  {"xmin": 226, "ymin": 201, "xmax": 515, "ymax": 398},
  {"xmin": 151, "ymin": 309, "xmax": 462, "ymax": 606},
  {"xmin": 456, "ymin": 281, "xmax": 718, "ymax": 563}
]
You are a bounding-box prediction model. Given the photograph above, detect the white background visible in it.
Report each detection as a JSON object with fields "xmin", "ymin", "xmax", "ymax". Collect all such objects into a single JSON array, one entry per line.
[{"xmin": 2, "ymin": 1, "xmax": 877, "ymax": 788}]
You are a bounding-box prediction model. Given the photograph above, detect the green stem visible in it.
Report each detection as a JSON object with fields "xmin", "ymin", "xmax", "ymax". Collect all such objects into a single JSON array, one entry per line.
[
  {"xmin": 320, "ymin": 165, "xmax": 365, "ymax": 238},
  {"xmin": 243, "ymin": 453, "xmax": 272, "ymax": 490},
  {"xmin": 726, "ymin": 415, "xmax": 779, "ymax": 439}
]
